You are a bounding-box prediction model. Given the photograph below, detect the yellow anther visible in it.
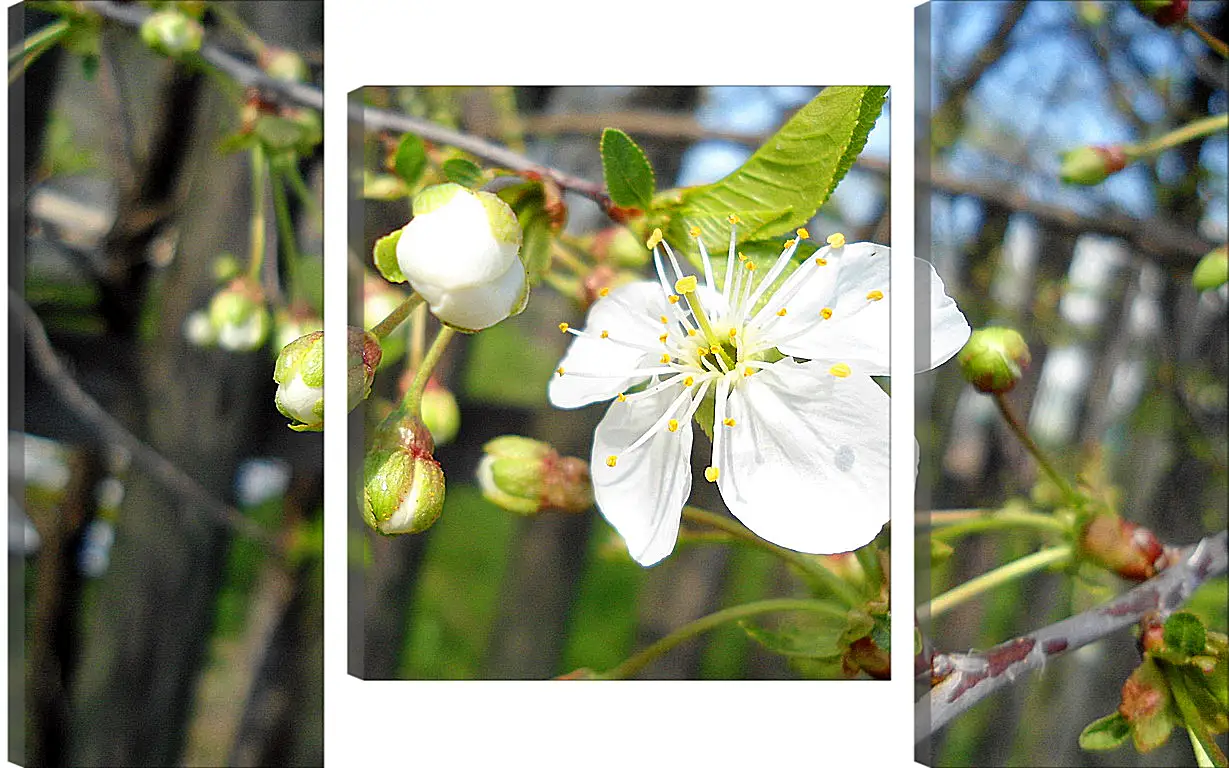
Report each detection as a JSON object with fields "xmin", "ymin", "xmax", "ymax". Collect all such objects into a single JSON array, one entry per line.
[
  {"xmin": 667, "ymin": 419, "xmax": 679, "ymax": 432},
  {"xmin": 814, "ymin": 257, "xmax": 828, "ymax": 266},
  {"xmin": 674, "ymin": 275, "xmax": 698, "ymax": 294},
  {"xmin": 710, "ymin": 346, "xmax": 723, "ymax": 355},
  {"xmin": 558, "ymin": 322, "xmax": 570, "ymax": 333},
  {"xmin": 829, "ymin": 363, "xmax": 852, "ymax": 378},
  {"xmin": 555, "ymin": 367, "xmax": 566, "ymax": 376},
  {"xmin": 606, "ymin": 455, "xmax": 618, "ymax": 467},
  {"xmin": 617, "ymin": 393, "xmax": 627, "ymax": 402},
  {"xmin": 820, "ymin": 307, "xmax": 833, "ymax": 320},
  {"xmin": 689, "ymin": 225, "xmax": 701, "ymax": 238},
  {"xmin": 687, "ymin": 328, "xmax": 698, "ymax": 337},
  {"xmin": 600, "ymin": 330, "xmax": 610, "ymax": 339},
  {"xmin": 777, "ymin": 308, "xmax": 788, "ymax": 317},
  {"xmin": 785, "ymin": 239, "xmax": 797, "ymax": 249},
  {"xmin": 647, "ymin": 228, "xmax": 663, "ymax": 250},
  {"xmin": 659, "ymin": 333, "xmax": 668, "ymax": 343},
  {"xmin": 826, "ymin": 232, "xmax": 846, "ymax": 248},
  {"xmin": 723, "ymin": 418, "xmax": 736, "ymax": 427},
  {"xmin": 599, "ymin": 287, "xmax": 611, "ymax": 297},
  {"xmin": 866, "ymin": 290, "xmax": 884, "ymax": 301},
  {"xmin": 743, "ymin": 366, "xmax": 755, "ymax": 377},
  {"xmin": 796, "ymin": 227, "xmax": 810, "ymax": 240},
  {"xmin": 737, "ymin": 252, "xmax": 748, "ymax": 262},
  {"xmin": 668, "ymin": 294, "xmax": 680, "ymax": 304},
  {"xmin": 745, "ymin": 261, "xmax": 757, "ymax": 271},
  {"xmin": 660, "ymin": 315, "xmax": 669, "ymax": 324},
  {"xmin": 704, "ymin": 466, "xmax": 720, "ymax": 482},
  {"xmin": 728, "ymin": 328, "xmax": 738, "ymax": 338},
  {"xmin": 682, "ymin": 376, "xmax": 695, "ymax": 386},
  {"xmin": 727, "ymin": 214, "xmax": 740, "ymax": 225},
  {"xmin": 659, "ymin": 353, "xmax": 672, "ymax": 364}
]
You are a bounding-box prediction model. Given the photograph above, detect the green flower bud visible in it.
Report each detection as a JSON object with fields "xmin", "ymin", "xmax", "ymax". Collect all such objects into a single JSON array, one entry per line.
[
  {"xmin": 1060, "ymin": 145, "xmax": 1128, "ymax": 186},
  {"xmin": 212, "ymin": 253, "xmax": 241, "ymax": 283},
  {"xmin": 347, "ymin": 327, "xmax": 383, "ymax": 412},
  {"xmin": 420, "ymin": 381, "xmax": 461, "ymax": 446},
  {"xmin": 958, "ymin": 327, "xmax": 1031, "ymax": 394},
  {"xmin": 363, "ymin": 409, "xmax": 445, "ymax": 535},
  {"xmin": 1193, "ymin": 246, "xmax": 1228, "ymax": 292},
  {"xmin": 260, "ymin": 47, "xmax": 309, "ymax": 83},
  {"xmin": 476, "ymin": 436, "xmax": 592, "ymax": 515},
  {"xmin": 208, "ymin": 277, "xmax": 270, "ymax": 352},
  {"xmin": 1133, "ymin": 0, "xmax": 1189, "ymax": 26},
  {"xmin": 139, "ymin": 10, "xmax": 203, "ymax": 58},
  {"xmin": 274, "ymin": 331, "xmax": 324, "ymax": 432}
]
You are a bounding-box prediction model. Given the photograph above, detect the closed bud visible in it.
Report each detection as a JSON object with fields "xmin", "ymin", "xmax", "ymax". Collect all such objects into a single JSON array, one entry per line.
[
  {"xmin": 273, "ymin": 306, "xmax": 323, "ymax": 354},
  {"xmin": 139, "ymin": 10, "xmax": 203, "ymax": 58},
  {"xmin": 1133, "ymin": 0, "xmax": 1189, "ymax": 26},
  {"xmin": 958, "ymin": 327, "xmax": 1031, "ymax": 394},
  {"xmin": 420, "ymin": 380, "xmax": 461, "ymax": 446},
  {"xmin": 363, "ymin": 409, "xmax": 445, "ymax": 534},
  {"xmin": 183, "ymin": 309, "xmax": 216, "ymax": 347},
  {"xmin": 396, "ymin": 183, "xmax": 527, "ymax": 332},
  {"xmin": 274, "ymin": 331, "xmax": 324, "ymax": 432},
  {"xmin": 347, "ymin": 327, "xmax": 383, "ymax": 412},
  {"xmin": 208, "ymin": 277, "xmax": 270, "ymax": 352},
  {"xmin": 1079, "ymin": 514, "xmax": 1165, "ymax": 581},
  {"xmin": 260, "ymin": 47, "xmax": 309, "ymax": 83},
  {"xmin": 477, "ymin": 436, "xmax": 592, "ymax": 515},
  {"xmin": 1060, "ymin": 145, "xmax": 1128, "ymax": 186},
  {"xmin": 1193, "ymin": 246, "xmax": 1228, "ymax": 292}
]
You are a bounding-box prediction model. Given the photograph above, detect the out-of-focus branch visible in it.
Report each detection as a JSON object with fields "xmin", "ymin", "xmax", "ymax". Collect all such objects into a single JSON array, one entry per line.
[
  {"xmin": 932, "ymin": 1, "xmax": 1029, "ymax": 139},
  {"xmin": 86, "ymin": 1, "xmax": 323, "ymax": 111},
  {"xmin": 518, "ymin": 111, "xmax": 767, "ymax": 147},
  {"xmin": 13, "ymin": 291, "xmax": 280, "ymax": 551},
  {"xmin": 917, "ymin": 529, "xmax": 1229, "ymax": 740}
]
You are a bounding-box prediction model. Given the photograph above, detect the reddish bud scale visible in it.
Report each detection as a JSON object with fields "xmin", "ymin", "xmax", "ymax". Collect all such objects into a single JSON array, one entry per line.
[
  {"xmin": 1095, "ymin": 145, "xmax": 1129, "ymax": 175},
  {"xmin": 1080, "ymin": 515, "xmax": 1166, "ymax": 582},
  {"xmin": 539, "ymin": 453, "xmax": 592, "ymax": 513},
  {"xmin": 541, "ymin": 179, "xmax": 568, "ymax": 231},
  {"xmin": 1140, "ymin": 614, "xmax": 1167, "ymax": 654},
  {"xmin": 602, "ymin": 200, "xmax": 642, "ymax": 223},
  {"xmin": 848, "ymin": 636, "xmax": 891, "ymax": 679}
]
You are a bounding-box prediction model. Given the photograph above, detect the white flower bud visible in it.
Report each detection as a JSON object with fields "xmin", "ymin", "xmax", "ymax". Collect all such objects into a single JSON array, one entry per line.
[
  {"xmin": 274, "ymin": 331, "xmax": 324, "ymax": 431},
  {"xmin": 395, "ymin": 183, "xmax": 527, "ymax": 332}
]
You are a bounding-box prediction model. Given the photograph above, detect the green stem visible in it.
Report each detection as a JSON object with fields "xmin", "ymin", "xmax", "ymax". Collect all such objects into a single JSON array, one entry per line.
[
  {"xmin": 247, "ymin": 145, "xmax": 268, "ymax": 281},
  {"xmin": 7, "ymin": 20, "xmax": 70, "ymax": 86},
  {"xmin": 993, "ymin": 393, "xmax": 1080, "ymax": 506},
  {"xmin": 268, "ymin": 163, "xmax": 301, "ymax": 303},
  {"xmin": 283, "ymin": 161, "xmax": 323, "ymax": 230},
  {"xmin": 1186, "ymin": 17, "xmax": 1229, "ymax": 59},
  {"xmin": 596, "ymin": 598, "xmax": 849, "ymax": 680},
  {"xmin": 1189, "ymin": 729, "xmax": 1216, "ymax": 768},
  {"xmin": 1133, "ymin": 114, "xmax": 1228, "ymax": 158},
  {"xmin": 929, "ymin": 545, "xmax": 1072, "ymax": 619},
  {"xmin": 370, "ymin": 293, "xmax": 424, "ymax": 340},
  {"xmin": 681, "ymin": 506, "xmax": 863, "ymax": 607},
  {"xmin": 923, "ymin": 509, "xmax": 997, "ymax": 524},
  {"xmin": 208, "ymin": 1, "xmax": 268, "ymax": 56},
  {"xmin": 404, "ymin": 325, "xmax": 455, "ymax": 415},
  {"xmin": 930, "ymin": 509, "xmax": 1069, "ymax": 543},
  {"xmin": 551, "ymin": 241, "xmax": 590, "ymax": 276},
  {"xmin": 409, "ymin": 302, "xmax": 427, "ymax": 370}
]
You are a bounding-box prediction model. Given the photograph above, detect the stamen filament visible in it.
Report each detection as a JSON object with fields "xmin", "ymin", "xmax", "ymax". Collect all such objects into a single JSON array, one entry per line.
[
  {"xmin": 621, "ymin": 386, "xmax": 697, "ymax": 454},
  {"xmin": 723, "ymin": 224, "xmax": 737, "ymax": 304},
  {"xmin": 710, "ymin": 374, "xmax": 733, "ymax": 483}
]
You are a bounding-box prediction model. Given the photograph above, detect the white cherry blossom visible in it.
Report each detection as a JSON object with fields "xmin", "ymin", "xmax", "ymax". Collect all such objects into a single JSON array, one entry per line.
[{"xmin": 549, "ymin": 219, "xmax": 969, "ymax": 566}]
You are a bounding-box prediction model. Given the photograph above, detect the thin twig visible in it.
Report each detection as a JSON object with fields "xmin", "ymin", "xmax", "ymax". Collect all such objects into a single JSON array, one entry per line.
[
  {"xmin": 13, "ymin": 291, "xmax": 280, "ymax": 550},
  {"xmin": 917, "ymin": 529, "xmax": 1228, "ymax": 740},
  {"xmin": 86, "ymin": 1, "xmax": 323, "ymax": 111}
]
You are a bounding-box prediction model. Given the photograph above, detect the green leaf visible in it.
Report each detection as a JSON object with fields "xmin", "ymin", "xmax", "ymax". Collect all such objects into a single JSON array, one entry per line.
[
  {"xmin": 600, "ymin": 128, "xmax": 656, "ymax": 210},
  {"xmin": 393, "ymin": 133, "xmax": 428, "ymax": 187},
  {"xmin": 662, "ymin": 85, "xmax": 888, "ymax": 270},
  {"xmin": 1166, "ymin": 612, "xmax": 1209, "ymax": 657},
  {"xmin": 372, "ymin": 229, "xmax": 406, "ymax": 283},
  {"xmin": 442, "ymin": 158, "xmax": 484, "ymax": 188},
  {"xmin": 1079, "ymin": 712, "xmax": 1131, "ymax": 751},
  {"xmin": 739, "ymin": 613, "xmax": 848, "ymax": 658}
]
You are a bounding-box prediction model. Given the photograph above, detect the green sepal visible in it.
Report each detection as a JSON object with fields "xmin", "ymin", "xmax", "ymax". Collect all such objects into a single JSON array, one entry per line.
[
  {"xmin": 1079, "ymin": 712, "xmax": 1132, "ymax": 751},
  {"xmin": 372, "ymin": 228, "xmax": 406, "ymax": 283},
  {"xmin": 600, "ymin": 128, "xmax": 655, "ymax": 210}
]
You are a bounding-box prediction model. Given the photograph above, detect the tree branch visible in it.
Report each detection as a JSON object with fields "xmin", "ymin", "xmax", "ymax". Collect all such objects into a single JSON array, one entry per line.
[
  {"xmin": 86, "ymin": 1, "xmax": 323, "ymax": 111},
  {"xmin": 12, "ymin": 291, "xmax": 281, "ymax": 551},
  {"xmin": 917, "ymin": 529, "xmax": 1229, "ymax": 741}
]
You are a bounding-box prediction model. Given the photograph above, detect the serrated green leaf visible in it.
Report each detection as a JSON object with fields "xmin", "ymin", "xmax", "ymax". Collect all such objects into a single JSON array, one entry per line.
[
  {"xmin": 739, "ymin": 614, "xmax": 848, "ymax": 658},
  {"xmin": 662, "ymin": 85, "xmax": 888, "ymax": 270},
  {"xmin": 1166, "ymin": 612, "xmax": 1208, "ymax": 658},
  {"xmin": 600, "ymin": 128, "xmax": 655, "ymax": 210},
  {"xmin": 393, "ymin": 133, "xmax": 428, "ymax": 187},
  {"xmin": 372, "ymin": 229, "xmax": 406, "ymax": 284},
  {"xmin": 1079, "ymin": 712, "xmax": 1131, "ymax": 751},
  {"xmin": 442, "ymin": 158, "xmax": 484, "ymax": 188}
]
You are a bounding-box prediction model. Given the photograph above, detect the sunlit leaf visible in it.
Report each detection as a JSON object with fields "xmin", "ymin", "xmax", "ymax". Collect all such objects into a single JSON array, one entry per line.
[
  {"xmin": 393, "ymin": 133, "xmax": 428, "ymax": 187},
  {"xmin": 600, "ymin": 128, "xmax": 655, "ymax": 210},
  {"xmin": 442, "ymin": 158, "xmax": 484, "ymax": 188}
]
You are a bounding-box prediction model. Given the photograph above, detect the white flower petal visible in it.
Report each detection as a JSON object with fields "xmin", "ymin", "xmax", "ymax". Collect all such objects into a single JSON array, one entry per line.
[
  {"xmin": 591, "ymin": 384, "xmax": 693, "ymax": 566},
  {"xmin": 396, "ymin": 189, "xmax": 517, "ymax": 290},
  {"xmin": 277, "ymin": 373, "xmax": 323, "ymax": 424},
  {"xmin": 422, "ymin": 255, "xmax": 526, "ymax": 331},
  {"xmin": 549, "ymin": 281, "xmax": 670, "ymax": 409},
  {"xmin": 921, "ymin": 259, "xmax": 971, "ymax": 371},
  {"xmin": 716, "ymin": 358, "xmax": 889, "ymax": 554}
]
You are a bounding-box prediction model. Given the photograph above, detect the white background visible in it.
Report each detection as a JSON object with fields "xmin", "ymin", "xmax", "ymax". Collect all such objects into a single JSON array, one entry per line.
[{"xmin": 5, "ymin": 1, "xmax": 926, "ymax": 765}]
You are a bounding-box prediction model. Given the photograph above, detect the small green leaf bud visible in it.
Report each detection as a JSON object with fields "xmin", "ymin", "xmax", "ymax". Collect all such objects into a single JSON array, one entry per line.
[
  {"xmin": 259, "ymin": 47, "xmax": 309, "ymax": 83},
  {"xmin": 957, "ymin": 327, "xmax": 1031, "ymax": 394},
  {"xmin": 347, "ymin": 327, "xmax": 383, "ymax": 412},
  {"xmin": 1079, "ymin": 514, "xmax": 1166, "ymax": 582},
  {"xmin": 1060, "ymin": 145, "xmax": 1128, "ymax": 186},
  {"xmin": 1133, "ymin": 0, "xmax": 1189, "ymax": 26},
  {"xmin": 208, "ymin": 277, "xmax": 270, "ymax": 352},
  {"xmin": 212, "ymin": 253, "xmax": 241, "ymax": 283},
  {"xmin": 1193, "ymin": 246, "xmax": 1228, "ymax": 292},
  {"xmin": 274, "ymin": 331, "xmax": 324, "ymax": 432},
  {"xmin": 363, "ymin": 409, "xmax": 445, "ymax": 535},
  {"xmin": 420, "ymin": 380, "xmax": 461, "ymax": 446},
  {"xmin": 477, "ymin": 436, "xmax": 592, "ymax": 515},
  {"xmin": 139, "ymin": 10, "xmax": 203, "ymax": 58}
]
